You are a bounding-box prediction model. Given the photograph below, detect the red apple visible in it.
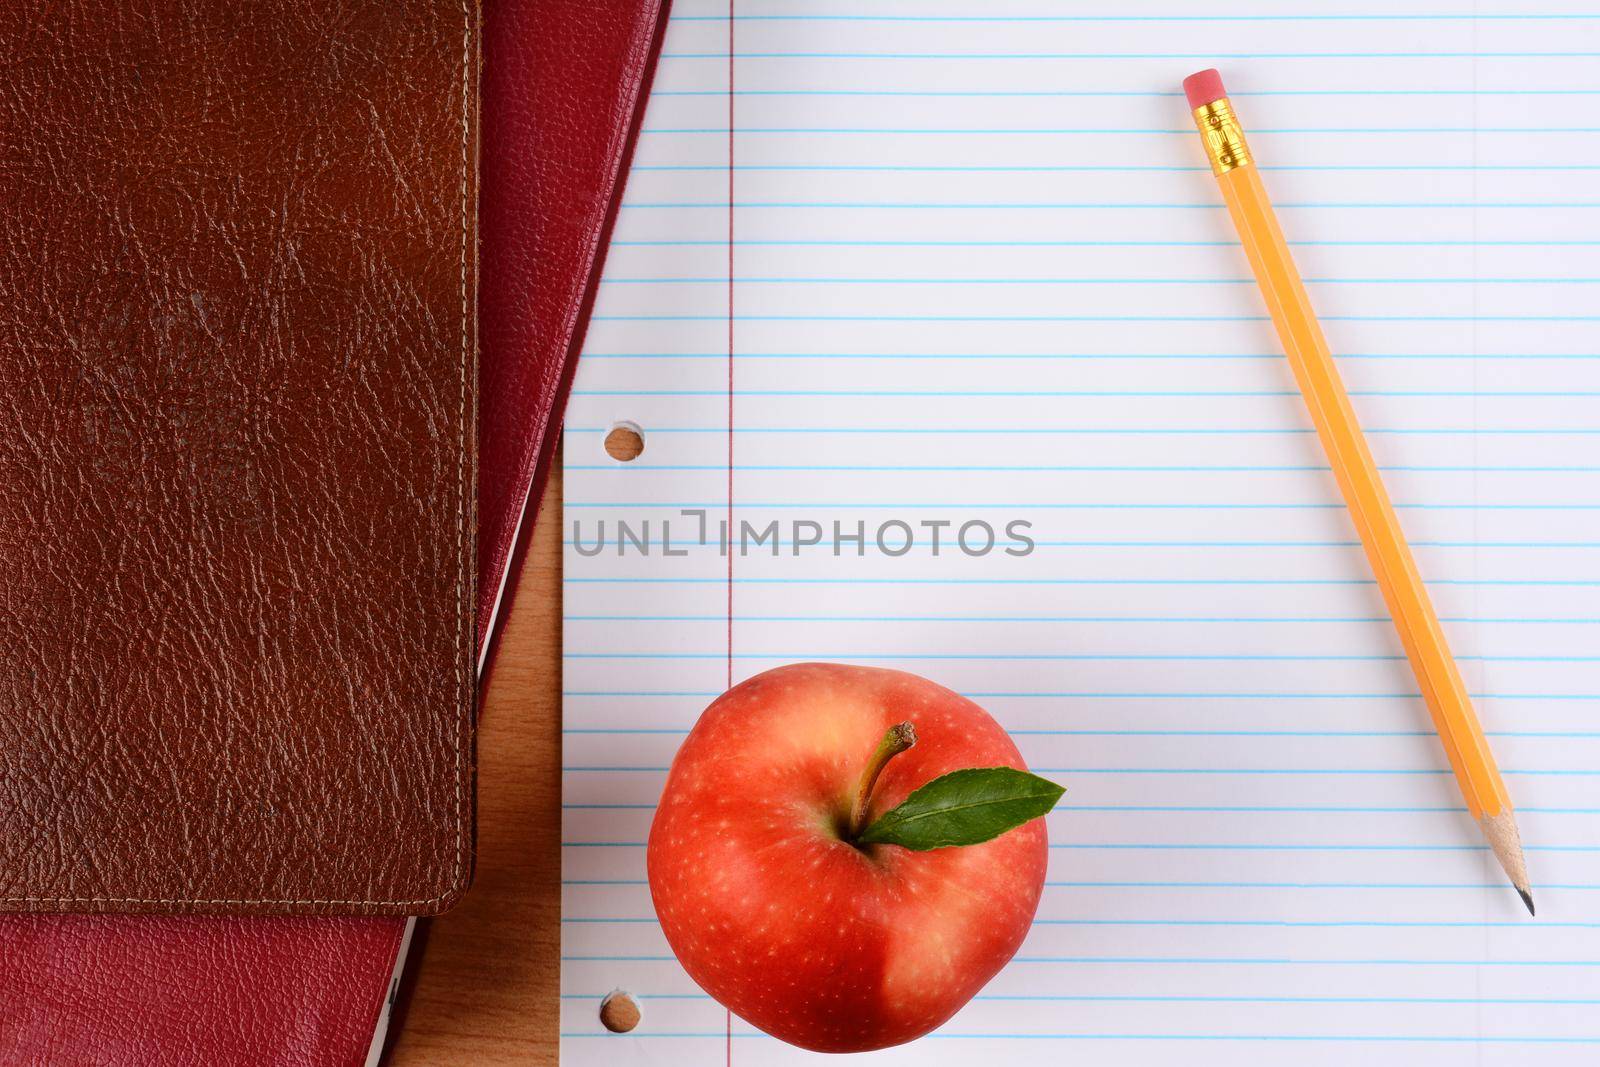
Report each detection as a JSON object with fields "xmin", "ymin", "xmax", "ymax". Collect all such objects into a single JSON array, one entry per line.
[{"xmin": 647, "ymin": 662, "xmax": 1052, "ymax": 1052}]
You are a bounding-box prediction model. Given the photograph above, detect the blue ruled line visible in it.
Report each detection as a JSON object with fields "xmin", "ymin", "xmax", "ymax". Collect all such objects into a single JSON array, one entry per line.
[
  {"xmin": 559, "ymin": 1031, "xmax": 1600, "ymax": 1042},
  {"xmin": 610, "ymin": 238, "xmax": 1600, "ymax": 247},
  {"xmin": 558, "ymin": 916, "xmax": 1600, "ymax": 928},
  {"xmin": 568, "ymin": 389, "xmax": 1600, "ymax": 400},
  {"xmin": 563, "ymin": 691, "xmax": 722, "ymax": 698},
  {"xmin": 633, "ymin": 160, "xmax": 1600, "ymax": 168},
  {"xmin": 560, "ymin": 577, "xmax": 1600, "ymax": 586},
  {"xmin": 562, "ymin": 613, "xmax": 1600, "ymax": 622},
  {"xmin": 661, "ymin": 50, "xmax": 1600, "ymax": 59},
  {"xmin": 1009, "ymin": 957, "xmax": 1600, "ymax": 966},
  {"xmin": 564, "ymin": 426, "xmax": 1600, "ymax": 435},
  {"xmin": 572, "ymin": 356, "xmax": 1600, "ymax": 364},
  {"xmin": 560, "ymin": 991, "xmax": 1600, "ymax": 1007},
  {"xmin": 559, "ymin": 766, "xmax": 1593, "ymax": 775},
  {"xmin": 563, "ymin": 500, "xmax": 1600, "ymax": 513},
  {"xmin": 591, "ymin": 312, "xmax": 1600, "ymax": 322},
  {"xmin": 555, "ymin": 879, "xmax": 1599, "ymax": 890},
  {"xmin": 574, "ymin": 351, "xmax": 1600, "ymax": 359},
  {"xmin": 559, "ymin": 841, "xmax": 1600, "ymax": 851},
  {"xmin": 566, "ymin": 614, "xmax": 1600, "ymax": 620},
  {"xmin": 677, "ymin": 13, "xmax": 1600, "ymax": 22},
  {"xmin": 600, "ymin": 276, "xmax": 1600, "ymax": 286},
  {"xmin": 564, "ymin": 461, "xmax": 1600, "ymax": 470},
  {"xmin": 646, "ymin": 90, "xmax": 1600, "ymax": 99},
  {"xmin": 622, "ymin": 195, "xmax": 1600, "ymax": 205},
  {"xmin": 561, "ymin": 690, "xmax": 1600, "ymax": 701},
  {"xmin": 559, "ymin": 802, "xmax": 1600, "ymax": 812},
  {"xmin": 561, "ymin": 727, "xmax": 1600, "ymax": 739},
  {"xmin": 559, "ymin": 652, "xmax": 1600, "ymax": 663},
  {"xmin": 557, "ymin": 1031, "xmax": 1600, "ymax": 1042},
  {"xmin": 1058, "ymin": 880, "xmax": 1600, "ymax": 889}
]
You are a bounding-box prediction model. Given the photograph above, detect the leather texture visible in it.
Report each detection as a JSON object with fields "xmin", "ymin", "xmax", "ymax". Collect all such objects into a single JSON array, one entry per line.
[
  {"xmin": 0, "ymin": 1, "xmax": 479, "ymax": 917},
  {"xmin": 0, "ymin": 0, "xmax": 667, "ymax": 1061},
  {"xmin": 0, "ymin": 914, "xmax": 404, "ymax": 1067}
]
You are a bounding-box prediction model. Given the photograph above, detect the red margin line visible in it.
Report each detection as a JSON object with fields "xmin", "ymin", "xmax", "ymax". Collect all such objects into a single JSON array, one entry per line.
[
  {"xmin": 725, "ymin": 2, "xmax": 736, "ymax": 1063},
  {"xmin": 725, "ymin": 0, "xmax": 735, "ymax": 697}
]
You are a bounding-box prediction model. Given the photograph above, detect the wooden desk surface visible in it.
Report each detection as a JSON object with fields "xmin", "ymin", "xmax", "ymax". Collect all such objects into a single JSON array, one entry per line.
[{"xmin": 389, "ymin": 468, "xmax": 564, "ymax": 1066}]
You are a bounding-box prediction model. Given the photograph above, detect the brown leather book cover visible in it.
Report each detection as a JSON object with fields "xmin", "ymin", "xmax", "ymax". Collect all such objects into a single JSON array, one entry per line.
[{"xmin": 0, "ymin": 2, "xmax": 478, "ymax": 917}]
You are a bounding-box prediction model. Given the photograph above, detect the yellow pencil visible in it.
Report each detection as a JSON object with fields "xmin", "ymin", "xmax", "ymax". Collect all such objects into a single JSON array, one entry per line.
[{"xmin": 1182, "ymin": 68, "xmax": 1533, "ymax": 914}]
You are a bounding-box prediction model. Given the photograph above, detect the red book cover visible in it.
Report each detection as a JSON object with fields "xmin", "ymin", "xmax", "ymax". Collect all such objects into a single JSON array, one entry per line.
[{"xmin": 0, "ymin": 0, "xmax": 668, "ymax": 1062}]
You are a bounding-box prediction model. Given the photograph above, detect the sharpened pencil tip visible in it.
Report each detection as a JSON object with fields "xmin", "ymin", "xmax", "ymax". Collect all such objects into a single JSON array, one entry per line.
[{"xmin": 1519, "ymin": 888, "xmax": 1536, "ymax": 916}]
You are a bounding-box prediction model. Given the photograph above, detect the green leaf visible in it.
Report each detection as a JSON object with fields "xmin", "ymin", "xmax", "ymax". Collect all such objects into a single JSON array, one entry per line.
[{"xmin": 856, "ymin": 767, "xmax": 1065, "ymax": 851}]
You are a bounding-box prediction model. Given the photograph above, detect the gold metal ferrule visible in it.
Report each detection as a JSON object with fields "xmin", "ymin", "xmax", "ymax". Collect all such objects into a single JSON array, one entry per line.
[{"xmin": 1192, "ymin": 98, "xmax": 1252, "ymax": 176}]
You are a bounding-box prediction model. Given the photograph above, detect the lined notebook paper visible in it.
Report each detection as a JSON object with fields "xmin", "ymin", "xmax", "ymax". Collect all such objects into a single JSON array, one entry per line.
[{"xmin": 561, "ymin": 2, "xmax": 1600, "ymax": 1061}]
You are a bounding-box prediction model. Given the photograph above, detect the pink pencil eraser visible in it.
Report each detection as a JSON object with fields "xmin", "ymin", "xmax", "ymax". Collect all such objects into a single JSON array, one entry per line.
[{"xmin": 1183, "ymin": 68, "xmax": 1227, "ymax": 109}]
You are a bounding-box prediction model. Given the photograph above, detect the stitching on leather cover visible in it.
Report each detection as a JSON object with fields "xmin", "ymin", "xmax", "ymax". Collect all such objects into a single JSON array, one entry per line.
[
  {"xmin": 14, "ymin": 0, "xmax": 475, "ymax": 911},
  {"xmin": 440, "ymin": 0, "xmax": 473, "ymax": 908}
]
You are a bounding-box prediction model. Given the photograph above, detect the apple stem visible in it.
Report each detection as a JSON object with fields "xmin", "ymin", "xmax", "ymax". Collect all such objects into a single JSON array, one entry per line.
[{"xmin": 848, "ymin": 722, "xmax": 917, "ymax": 840}]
